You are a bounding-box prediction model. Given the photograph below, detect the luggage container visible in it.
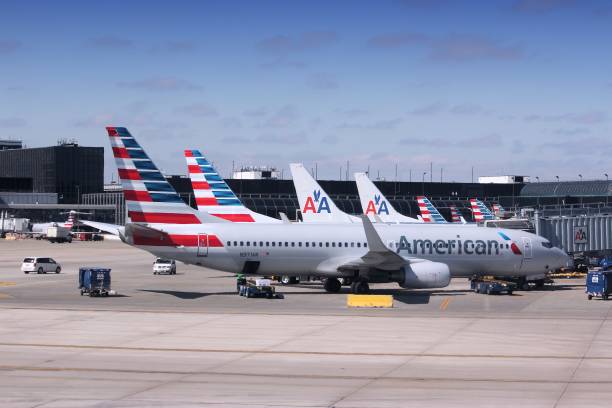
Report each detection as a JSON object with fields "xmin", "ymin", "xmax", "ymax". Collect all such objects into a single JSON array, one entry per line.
[
  {"xmin": 79, "ymin": 267, "xmax": 111, "ymax": 297},
  {"xmin": 586, "ymin": 271, "xmax": 612, "ymax": 300}
]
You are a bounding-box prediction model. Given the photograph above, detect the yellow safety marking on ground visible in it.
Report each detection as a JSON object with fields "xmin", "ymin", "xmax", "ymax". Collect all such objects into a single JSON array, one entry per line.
[
  {"xmin": 347, "ymin": 294, "xmax": 393, "ymax": 308},
  {"xmin": 0, "ymin": 293, "xmax": 13, "ymax": 299},
  {"xmin": 0, "ymin": 282, "xmax": 16, "ymax": 287},
  {"xmin": 440, "ymin": 298, "xmax": 451, "ymax": 311}
]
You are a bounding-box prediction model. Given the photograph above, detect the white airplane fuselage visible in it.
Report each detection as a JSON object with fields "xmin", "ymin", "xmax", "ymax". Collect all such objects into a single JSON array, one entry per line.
[{"xmin": 126, "ymin": 222, "xmax": 569, "ymax": 281}]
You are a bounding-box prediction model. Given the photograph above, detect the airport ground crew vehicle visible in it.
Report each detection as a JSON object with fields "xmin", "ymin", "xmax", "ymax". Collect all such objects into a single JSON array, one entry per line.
[
  {"xmin": 79, "ymin": 267, "xmax": 111, "ymax": 297},
  {"xmin": 586, "ymin": 271, "xmax": 612, "ymax": 300},
  {"xmin": 471, "ymin": 278, "xmax": 516, "ymax": 295},
  {"xmin": 238, "ymin": 278, "xmax": 282, "ymax": 299}
]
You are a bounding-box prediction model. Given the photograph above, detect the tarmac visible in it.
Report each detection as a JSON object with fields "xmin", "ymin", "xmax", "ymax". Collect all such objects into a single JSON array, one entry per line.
[{"xmin": 1, "ymin": 239, "xmax": 611, "ymax": 407}]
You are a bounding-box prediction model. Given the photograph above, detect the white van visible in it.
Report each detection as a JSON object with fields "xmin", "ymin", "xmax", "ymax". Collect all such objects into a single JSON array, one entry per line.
[
  {"xmin": 153, "ymin": 258, "xmax": 176, "ymax": 275},
  {"xmin": 21, "ymin": 257, "xmax": 62, "ymax": 274}
]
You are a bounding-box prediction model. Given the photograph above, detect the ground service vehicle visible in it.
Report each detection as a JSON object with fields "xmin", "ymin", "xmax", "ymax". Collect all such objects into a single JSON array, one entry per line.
[
  {"xmin": 586, "ymin": 271, "xmax": 612, "ymax": 300},
  {"xmin": 238, "ymin": 278, "xmax": 282, "ymax": 299},
  {"xmin": 79, "ymin": 268, "xmax": 111, "ymax": 297},
  {"xmin": 471, "ymin": 279, "xmax": 516, "ymax": 295},
  {"xmin": 21, "ymin": 257, "xmax": 61, "ymax": 274},
  {"xmin": 47, "ymin": 226, "xmax": 72, "ymax": 243},
  {"xmin": 599, "ymin": 257, "xmax": 612, "ymax": 271},
  {"xmin": 153, "ymin": 258, "xmax": 176, "ymax": 275}
]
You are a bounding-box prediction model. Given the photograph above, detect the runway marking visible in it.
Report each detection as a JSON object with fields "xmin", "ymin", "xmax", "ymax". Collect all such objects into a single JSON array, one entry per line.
[
  {"xmin": 1, "ymin": 342, "xmax": 611, "ymax": 360},
  {"xmin": 0, "ymin": 282, "xmax": 16, "ymax": 287},
  {"xmin": 440, "ymin": 298, "xmax": 451, "ymax": 311},
  {"xmin": 2, "ymin": 364, "xmax": 612, "ymax": 385}
]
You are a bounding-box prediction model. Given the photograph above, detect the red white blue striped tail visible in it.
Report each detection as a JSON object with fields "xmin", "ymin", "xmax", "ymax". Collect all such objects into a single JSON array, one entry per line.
[
  {"xmin": 107, "ymin": 127, "xmax": 221, "ymax": 225},
  {"xmin": 450, "ymin": 206, "xmax": 462, "ymax": 223},
  {"xmin": 416, "ymin": 196, "xmax": 448, "ymax": 223},
  {"xmin": 470, "ymin": 199, "xmax": 495, "ymax": 222}
]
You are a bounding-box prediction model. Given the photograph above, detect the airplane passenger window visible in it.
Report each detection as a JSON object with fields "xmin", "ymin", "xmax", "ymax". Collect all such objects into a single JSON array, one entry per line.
[
  {"xmin": 351, "ymin": 242, "xmax": 354, "ymax": 247},
  {"xmin": 291, "ymin": 242, "xmax": 295, "ymax": 247},
  {"xmin": 332, "ymin": 242, "xmax": 336, "ymax": 247},
  {"xmin": 260, "ymin": 241, "xmax": 263, "ymax": 247},
  {"xmin": 357, "ymin": 243, "xmax": 361, "ymax": 247},
  {"xmin": 312, "ymin": 242, "xmax": 316, "ymax": 247},
  {"xmin": 253, "ymin": 242, "xmax": 257, "ymax": 247},
  {"xmin": 319, "ymin": 242, "xmax": 322, "ymax": 247},
  {"xmin": 272, "ymin": 242, "xmax": 276, "ymax": 247},
  {"xmin": 364, "ymin": 243, "xmax": 368, "ymax": 248},
  {"xmin": 298, "ymin": 242, "xmax": 302, "ymax": 247},
  {"xmin": 266, "ymin": 241, "xmax": 269, "ymax": 246},
  {"xmin": 344, "ymin": 242, "xmax": 348, "ymax": 247},
  {"xmin": 246, "ymin": 241, "xmax": 250, "ymax": 246},
  {"xmin": 326, "ymin": 242, "xmax": 329, "ymax": 247},
  {"xmin": 305, "ymin": 242, "xmax": 309, "ymax": 247},
  {"xmin": 240, "ymin": 241, "xmax": 244, "ymax": 246},
  {"xmin": 285, "ymin": 242, "xmax": 289, "ymax": 247},
  {"xmin": 227, "ymin": 241, "xmax": 231, "ymax": 246},
  {"xmin": 234, "ymin": 241, "xmax": 237, "ymax": 246}
]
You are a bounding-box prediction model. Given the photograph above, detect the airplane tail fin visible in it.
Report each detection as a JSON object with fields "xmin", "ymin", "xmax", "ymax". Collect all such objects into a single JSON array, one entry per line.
[
  {"xmin": 354, "ymin": 172, "xmax": 420, "ymax": 223},
  {"xmin": 185, "ymin": 149, "xmax": 261, "ymax": 222},
  {"xmin": 290, "ymin": 163, "xmax": 359, "ymax": 223},
  {"xmin": 416, "ymin": 196, "xmax": 447, "ymax": 223},
  {"xmin": 470, "ymin": 198, "xmax": 495, "ymax": 222},
  {"xmin": 107, "ymin": 127, "xmax": 225, "ymax": 225},
  {"xmin": 450, "ymin": 206, "xmax": 462, "ymax": 223}
]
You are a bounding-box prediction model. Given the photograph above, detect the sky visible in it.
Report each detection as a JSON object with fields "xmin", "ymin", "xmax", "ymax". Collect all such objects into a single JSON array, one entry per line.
[{"xmin": 1, "ymin": 0, "xmax": 611, "ymax": 183}]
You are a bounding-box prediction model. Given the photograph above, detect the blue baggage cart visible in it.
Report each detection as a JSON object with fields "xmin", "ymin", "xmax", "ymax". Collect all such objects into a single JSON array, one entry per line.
[
  {"xmin": 79, "ymin": 267, "xmax": 111, "ymax": 297},
  {"xmin": 586, "ymin": 271, "xmax": 612, "ymax": 300}
]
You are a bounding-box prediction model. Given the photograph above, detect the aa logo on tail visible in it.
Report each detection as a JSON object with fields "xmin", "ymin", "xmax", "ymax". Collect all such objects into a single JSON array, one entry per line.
[
  {"xmin": 365, "ymin": 194, "xmax": 389, "ymax": 215},
  {"xmin": 303, "ymin": 189, "xmax": 331, "ymax": 213}
]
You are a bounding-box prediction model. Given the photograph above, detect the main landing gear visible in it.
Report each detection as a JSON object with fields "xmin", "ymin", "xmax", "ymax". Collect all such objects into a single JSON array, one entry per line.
[
  {"xmin": 323, "ymin": 278, "xmax": 342, "ymax": 293},
  {"xmin": 323, "ymin": 277, "xmax": 371, "ymax": 294}
]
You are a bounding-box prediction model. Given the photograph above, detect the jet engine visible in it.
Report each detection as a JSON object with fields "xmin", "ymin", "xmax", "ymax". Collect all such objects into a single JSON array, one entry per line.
[{"xmin": 398, "ymin": 261, "xmax": 451, "ymax": 289}]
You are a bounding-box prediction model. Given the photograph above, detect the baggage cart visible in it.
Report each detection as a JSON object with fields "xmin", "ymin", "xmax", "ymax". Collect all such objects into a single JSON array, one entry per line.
[
  {"xmin": 79, "ymin": 267, "xmax": 111, "ymax": 297},
  {"xmin": 586, "ymin": 271, "xmax": 612, "ymax": 300}
]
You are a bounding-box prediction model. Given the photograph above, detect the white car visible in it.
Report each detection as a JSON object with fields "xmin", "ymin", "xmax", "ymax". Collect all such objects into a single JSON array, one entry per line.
[
  {"xmin": 153, "ymin": 258, "xmax": 176, "ymax": 275},
  {"xmin": 21, "ymin": 257, "xmax": 62, "ymax": 274}
]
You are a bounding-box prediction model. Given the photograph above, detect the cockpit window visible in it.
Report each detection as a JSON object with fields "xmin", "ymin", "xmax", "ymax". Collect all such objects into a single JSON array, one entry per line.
[{"xmin": 541, "ymin": 241, "xmax": 553, "ymax": 248}]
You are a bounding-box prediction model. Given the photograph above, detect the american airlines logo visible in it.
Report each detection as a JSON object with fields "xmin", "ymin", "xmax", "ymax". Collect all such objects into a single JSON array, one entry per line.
[
  {"xmin": 303, "ymin": 189, "xmax": 331, "ymax": 213},
  {"xmin": 396, "ymin": 236, "xmax": 503, "ymax": 256},
  {"xmin": 365, "ymin": 194, "xmax": 390, "ymax": 215}
]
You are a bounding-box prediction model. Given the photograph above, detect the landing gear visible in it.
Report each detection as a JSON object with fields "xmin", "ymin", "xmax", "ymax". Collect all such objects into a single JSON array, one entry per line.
[
  {"xmin": 350, "ymin": 279, "xmax": 370, "ymax": 294},
  {"xmin": 323, "ymin": 278, "xmax": 341, "ymax": 293}
]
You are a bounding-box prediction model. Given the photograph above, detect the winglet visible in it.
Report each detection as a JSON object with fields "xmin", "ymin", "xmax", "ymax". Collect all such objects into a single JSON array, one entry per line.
[{"xmin": 361, "ymin": 215, "xmax": 388, "ymax": 253}]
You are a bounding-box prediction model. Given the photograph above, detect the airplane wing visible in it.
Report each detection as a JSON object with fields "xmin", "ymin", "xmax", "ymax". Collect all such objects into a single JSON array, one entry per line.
[
  {"xmin": 316, "ymin": 216, "xmax": 414, "ymax": 274},
  {"xmin": 80, "ymin": 220, "xmax": 124, "ymax": 236}
]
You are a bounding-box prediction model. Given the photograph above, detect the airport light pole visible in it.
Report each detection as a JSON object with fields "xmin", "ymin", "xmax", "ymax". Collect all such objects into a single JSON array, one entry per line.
[{"xmin": 422, "ymin": 172, "xmax": 427, "ymax": 195}]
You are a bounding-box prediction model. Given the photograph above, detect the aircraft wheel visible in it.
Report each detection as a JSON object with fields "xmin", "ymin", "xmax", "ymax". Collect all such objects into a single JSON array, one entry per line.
[
  {"xmin": 323, "ymin": 278, "xmax": 341, "ymax": 293},
  {"xmin": 351, "ymin": 280, "xmax": 370, "ymax": 294}
]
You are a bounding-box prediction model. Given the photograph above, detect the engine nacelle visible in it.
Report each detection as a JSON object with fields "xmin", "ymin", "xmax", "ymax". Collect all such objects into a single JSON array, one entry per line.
[{"xmin": 399, "ymin": 261, "xmax": 451, "ymax": 289}]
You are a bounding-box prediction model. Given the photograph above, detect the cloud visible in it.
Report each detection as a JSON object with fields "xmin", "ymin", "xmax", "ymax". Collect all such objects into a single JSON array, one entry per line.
[
  {"xmin": 307, "ymin": 73, "xmax": 339, "ymax": 90},
  {"xmin": 337, "ymin": 118, "xmax": 402, "ymax": 130},
  {"xmin": 399, "ymin": 134, "xmax": 501, "ymax": 148},
  {"xmin": 553, "ymin": 127, "xmax": 589, "ymax": 136},
  {"xmin": 0, "ymin": 40, "xmax": 21, "ymax": 54},
  {"xmin": 243, "ymin": 107, "xmax": 268, "ymax": 117},
  {"xmin": 175, "ymin": 102, "xmax": 218, "ymax": 117},
  {"xmin": 150, "ymin": 41, "xmax": 196, "ymax": 53},
  {"xmin": 513, "ymin": 0, "xmax": 576, "ymax": 13},
  {"xmin": 368, "ymin": 32, "xmax": 524, "ymax": 62},
  {"xmin": 117, "ymin": 77, "xmax": 202, "ymax": 92},
  {"xmin": 409, "ymin": 102, "xmax": 446, "ymax": 115},
  {"xmin": 262, "ymin": 105, "xmax": 299, "ymax": 128},
  {"xmin": 256, "ymin": 31, "xmax": 338, "ymax": 55},
  {"xmin": 524, "ymin": 111, "xmax": 607, "ymax": 124},
  {"xmin": 0, "ymin": 117, "xmax": 26, "ymax": 127},
  {"xmin": 256, "ymin": 132, "xmax": 308, "ymax": 145},
  {"xmin": 220, "ymin": 117, "xmax": 243, "ymax": 128},
  {"xmin": 86, "ymin": 36, "xmax": 133, "ymax": 49}
]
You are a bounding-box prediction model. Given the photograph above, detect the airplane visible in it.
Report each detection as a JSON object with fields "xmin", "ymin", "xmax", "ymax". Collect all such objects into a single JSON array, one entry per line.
[
  {"xmin": 450, "ymin": 206, "xmax": 467, "ymax": 224},
  {"xmin": 491, "ymin": 203, "xmax": 514, "ymax": 219},
  {"xmin": 184, "ymin": 149, "xmax": 280, "ymax": 223},
  {"xmin": 354, "ymin": 172, "xmax": 421, "ymax": 223},
  {"xmin": 107, "ymin": 126, "xmax": 570, "ymax": 294},
  {"xmin": 416, "ymin": 196, "xmax": 448, "ymax": 223},
  {"xmin": 290, "ymin": 163, "xmax": 360, "ymax": 223},
  {"xmin": 29, "ymin": 210, "xmax": 87, "ymax": 234},
  {"xmin": 470, "ymin": 198, "xmax": 496, "ymax": 222}
]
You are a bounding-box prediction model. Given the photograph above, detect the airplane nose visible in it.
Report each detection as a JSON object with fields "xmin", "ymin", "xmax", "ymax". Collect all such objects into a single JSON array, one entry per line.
[{"xmin": 555, "ymin": 248, "xmax": 571, "ymax": 270}]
